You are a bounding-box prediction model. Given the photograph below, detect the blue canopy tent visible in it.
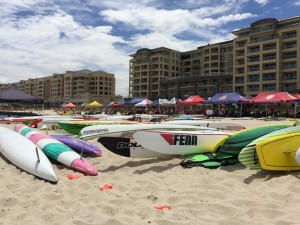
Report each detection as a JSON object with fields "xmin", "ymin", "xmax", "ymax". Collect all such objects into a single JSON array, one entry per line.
[
  {"xmin": 105, "ymin": 101, "xmax": 114, "ymax": 107},
  {"xmin": 204, "ymin": 92, "xmax": 247, "ymax": 117},
  {"xmin": 115, "ymin": 99, "xmax": 127, "ymax": 105},
  {"xmin": 204, "ymin": 92, "xmax": 247, "ymax": 104},
  {"xmin": 126, "ymin": 98, "xmax": 145, "ymax": 105}
]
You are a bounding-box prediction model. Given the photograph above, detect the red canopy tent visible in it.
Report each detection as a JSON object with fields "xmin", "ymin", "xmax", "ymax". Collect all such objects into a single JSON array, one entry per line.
[
  {"xmin": 244, "ymin": 92, "xmax": 296, "ymax": 103},
  {"xmin": 243, "ymin": 92, "xmax": 296, "ymax": 117},
  {"xmin": 177, "ymin": 95, "xmax": 205, "ymax": 105},
  {"xmin": 62, "ymin": 102, "xmax": 76, "ymax": 108},
  {"xmin": 291, "ymin": 93, "xmax": 300, "ymax": 99}
]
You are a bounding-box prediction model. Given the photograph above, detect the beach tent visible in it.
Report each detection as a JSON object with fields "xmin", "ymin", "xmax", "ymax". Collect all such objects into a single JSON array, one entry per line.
[
  {"xmin": 169, "ymin": 97, "xmax": 181, "ymax": 104},
  {"xmin": 79, "ymin": 102, "xmax": 87, "ymax": 107},
  {"xmin": 0, "ymin": 84, "xmax": 43, "ymax": 103},
  {"xmin": 105, "ymin": 101, "xmax": 114, "ymax": 107},
  {"xmin": 115, "ymin": 99, "xmax": 127, "ymax": 105},
  {"xmin": 177, "ymin": 95, "xmax": 205, "ymax": 105},
  {"xmin": 153, "ymin": 99, "xmax": 172, "ymax": 106},
  {"xmin": 134, "ymin": 99, "xmax": 153, "ymax": 107},
  {"xmin": 62, "ymin": 102, "xmax": 76, "ymax": 108},
  {"xmin": 126, "ymin": 98, "xmax": 145, "ymax": 105},
  {"xmin": 244, "ymin": 92, "xmax": 296, "ymax": 103},
  {"xmin": 244, "ymin": 92, "xmax": 296, "ymax": 117},
  {"xmin": 291, "ymin": 93, "xmax": 300, "ymax": 100},
  {"xmin": 204, "ymin": 92, "xmax": 247, "ymax": 104},
  {"xmin": 85, "ymin": 101, "xmax": 103, "ymax": 107}
]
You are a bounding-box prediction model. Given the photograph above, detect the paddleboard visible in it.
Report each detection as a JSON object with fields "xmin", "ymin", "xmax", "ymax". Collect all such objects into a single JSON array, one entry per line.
[
  {"xmin": 51, "ymin": 135, "xmax": 102, "ymax": 156},
  {"xmin": 161, "ymin": 120, "xmax": 246, "ymax": 130},
  {"xmin": 132, "ymin": 130, "xmax": 230, "ymax": 155},
  {"xmin": 238, "ymin": 124, "xmax": 294, "ymax": 169},
  {"xmin": 78, "ymin": 124, "xmax": 217, "ymax": 140},
  {"xmin": 59, "ymin": 120, "xmax": 138, "ymax": 135},
  {"xmin": 98, "ymin": 136, "xmax": 167, "ymax": 158},
  {"xmin": 256, "ymin": 133, "xmax": 300, "ymax": 170},
  {"xmin": 0, "ymin": 126, "xmax": 57, "ymax": 182},
  {"xmin": 14, "ymin": 124, "xmax": 98, "ymax": 176}
]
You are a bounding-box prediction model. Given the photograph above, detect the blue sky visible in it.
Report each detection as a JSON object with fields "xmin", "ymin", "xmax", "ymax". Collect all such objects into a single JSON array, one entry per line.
[{"xmin": 1, "ymin": 0, "xmax": 300, "ymax": 97}]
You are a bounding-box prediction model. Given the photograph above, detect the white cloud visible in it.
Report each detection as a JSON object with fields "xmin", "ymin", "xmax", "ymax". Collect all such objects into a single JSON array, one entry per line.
[
  {"xmin": 0, "ymin": 10, "xmax": 130, "ymax": 96},
  {"xmin": 0, "ymin": 0, "xmax": 288, "ymax": 97},
  {"xmin": 294, "ymin": 0, "xmax": 300, "ymax": 6},
  {"xmin": 254, "ymin": 0, "xmax": 270, "ymax": 5}
]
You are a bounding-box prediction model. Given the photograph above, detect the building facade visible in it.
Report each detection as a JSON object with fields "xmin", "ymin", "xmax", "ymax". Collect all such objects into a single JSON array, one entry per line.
[
  {"xmin": 129, "ymin": 16, "xmax": 300, "ymax": 99},
  {"xmin": 232, "ymin": 17, "xmax": 300, "ymax": 96},
  {"xmin": 129, "ymin": 47, "xmax": 181, "ymax": 99},
  {"xmin": 1, "ymin": 69, "xmax": 117, "ymax": 106}
]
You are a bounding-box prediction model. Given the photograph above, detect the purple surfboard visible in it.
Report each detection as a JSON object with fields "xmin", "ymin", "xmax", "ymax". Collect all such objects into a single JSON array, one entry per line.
[{"xmin": 51, "ymin": 135, "xmax": 102, "ymax": 156}]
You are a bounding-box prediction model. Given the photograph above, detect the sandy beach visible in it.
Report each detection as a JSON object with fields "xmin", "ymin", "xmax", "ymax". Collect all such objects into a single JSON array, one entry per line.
[{"xmin": 1, "ymin": 116, "xmax": 300, "ymax": 225}]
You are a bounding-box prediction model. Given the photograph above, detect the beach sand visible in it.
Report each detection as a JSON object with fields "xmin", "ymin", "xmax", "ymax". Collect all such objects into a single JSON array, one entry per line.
[{"xmin": 1, "ymin": 116, "xmax": 300, "ymax": 225}]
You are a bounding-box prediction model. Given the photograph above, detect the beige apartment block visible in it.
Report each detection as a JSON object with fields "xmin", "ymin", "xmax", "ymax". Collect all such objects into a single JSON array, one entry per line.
[
  {"xmin": 129, "ymin": 16, "xmax": 300, "ymax": 99},
  {"xmin": 162, "ymin": 41, "xmax": 233, "ymax": 99},
  {"xmin": 1, "ymin": 69, "xmax": 116, "ymax": 106},
  {"xmin": 233, "ymin": 17, "xmax": 300, "ymax": 96},
  {"xmin": 129, "ymin": 47, "xmax": 181, "ymax": 99}
]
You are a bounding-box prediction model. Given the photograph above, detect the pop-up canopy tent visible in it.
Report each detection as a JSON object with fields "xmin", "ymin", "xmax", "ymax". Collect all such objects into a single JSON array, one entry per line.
[
  {"xmin": 205, "ymin": 92, "xmax": 246, "ymax": 104},
  {"xmin": 0, "ymin": 84, "xmax": 43, "ymax": 103},
  {"xmin": 244, "ymin": 92, "xmax": 296, "ymax": 103},
  {"xmin": 134, "ymin": 99, "xmax": 153, "ymax": 107},
  {"xmin": 85, "ymin": 101, "xmax": 103, "ymax": 107},
  {"xmin": 170, "ymin": 97, "xmax": 181, "ymax": 104},
  {"xmin": 177, "ymin": 95, "xmax": 205, "ymax": 105},
  {"xmin": 62, "ymin": 102, "xmax": 76, "ymax": 108},
  {"xmin": 153, "ymin": 99, "xmax": 172, "ymax": 106},
  {"xmin": 243, "ymin": 92, "xmax": 296, "ymax": 117},
  {"xmin": 126, "ymin": 98, "xmax": 144, "ymax": 105}
]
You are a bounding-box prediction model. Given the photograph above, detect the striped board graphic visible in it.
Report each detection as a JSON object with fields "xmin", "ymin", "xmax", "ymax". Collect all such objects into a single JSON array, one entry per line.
[
  {"xmin": 14, "ymin": 124, "xmax": 98, "ymax": 176},
  {"xmin": 238, "ymin": 125, "xmax": 295, "ymax": 169}
]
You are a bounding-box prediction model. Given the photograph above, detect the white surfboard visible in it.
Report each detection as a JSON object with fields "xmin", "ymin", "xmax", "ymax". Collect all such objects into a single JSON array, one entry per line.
[
  {"xmin": 161, "ymin": 120, "xmax": 246, "ymax": 130},
  {"xmin": 0, "ymin": 126, "xmax": 57, "ymax": 182},
  {"xmin": 78, "ymin": 124, "xmax": 217, "ymax": 140},
  {"xmin": 132, "ymin": 130, "xmax": 231, "ymax": 155},
  {"xmin": 98, "ymin": 136, "xmax": 168, "ymax": 158}
]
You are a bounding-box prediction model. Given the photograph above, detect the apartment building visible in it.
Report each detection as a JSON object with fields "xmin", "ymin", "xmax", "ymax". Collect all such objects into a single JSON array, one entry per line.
[
  {"xmin": 162, "ymin": 41, "xmax": 233, "ymax": 99},
  {"xmin": 129, "ymin": 16, "xmax": 300, "ymax": 99},
  {"xmin": 1, "ymin": 69, "xmax": 117, "ymax": 106},
  {"xmin": 233, "ymin": 17, "xmax": 300, "ymax": 96},
  {"xmin": 129, "ymin": 47, "xmax": 181, "ymax": 99}
]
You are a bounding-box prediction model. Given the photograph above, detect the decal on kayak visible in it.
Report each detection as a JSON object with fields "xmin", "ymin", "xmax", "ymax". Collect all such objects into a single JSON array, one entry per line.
[{"xmin": 160, "ymin": 134, "xmax": 197, "ymax": 146}]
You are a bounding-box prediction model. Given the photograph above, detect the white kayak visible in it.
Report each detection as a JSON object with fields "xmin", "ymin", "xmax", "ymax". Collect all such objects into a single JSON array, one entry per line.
[
  {"xmin": 133, "ymin": 130, "xmax": 231, "ymax": 155},
  {"xmin": 98, "ymin": 136, "xmax": 167, "ymax": 158},
  {"xmin": 161, "ymin": 120, "xmax": 245, "ymax": 130},
  {"xmin": 0, "ymin": 126, "xmax": 57, "ymax": 182},
  {"xmin": 78, "ymin": 124, "xmax": 217, "ymax": 140}
]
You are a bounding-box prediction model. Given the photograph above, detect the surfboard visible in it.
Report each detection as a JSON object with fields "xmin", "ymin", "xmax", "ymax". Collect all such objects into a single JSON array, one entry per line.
[
  {"xmin": 255, "ymin": 133, "xmax": 300, "ymax": 170},
  {"xmin": 51, "ymin": 135, "xmax": 102, "ymax": 156},
  {"xmin": 161, "ymin": 120, "xmax": 246, "ymax": 131},
  {"xmin": 14, "ymin": 124, "xmax": 98, "ymax": 176},
  {"xmin": 238, "ymin": 124, "xmax": 294, "ymax": 169},
  {"xmin": 98, "ymin": 136, "xmax": 167, "ymax": 158},
  {"xmin": 58, "ymin": 120, "xmax": 138, "ymax": 135},
  {"xmin": 0, "ymin": 126, "xmax": 57, "ymax": 182},
  {"xmin": 132, "ymin": 130, "xmax": 230, "ymax": 155},
  {"xmin": 78, "ymin": 124, "xmax": 217, "ymax": 140}
]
